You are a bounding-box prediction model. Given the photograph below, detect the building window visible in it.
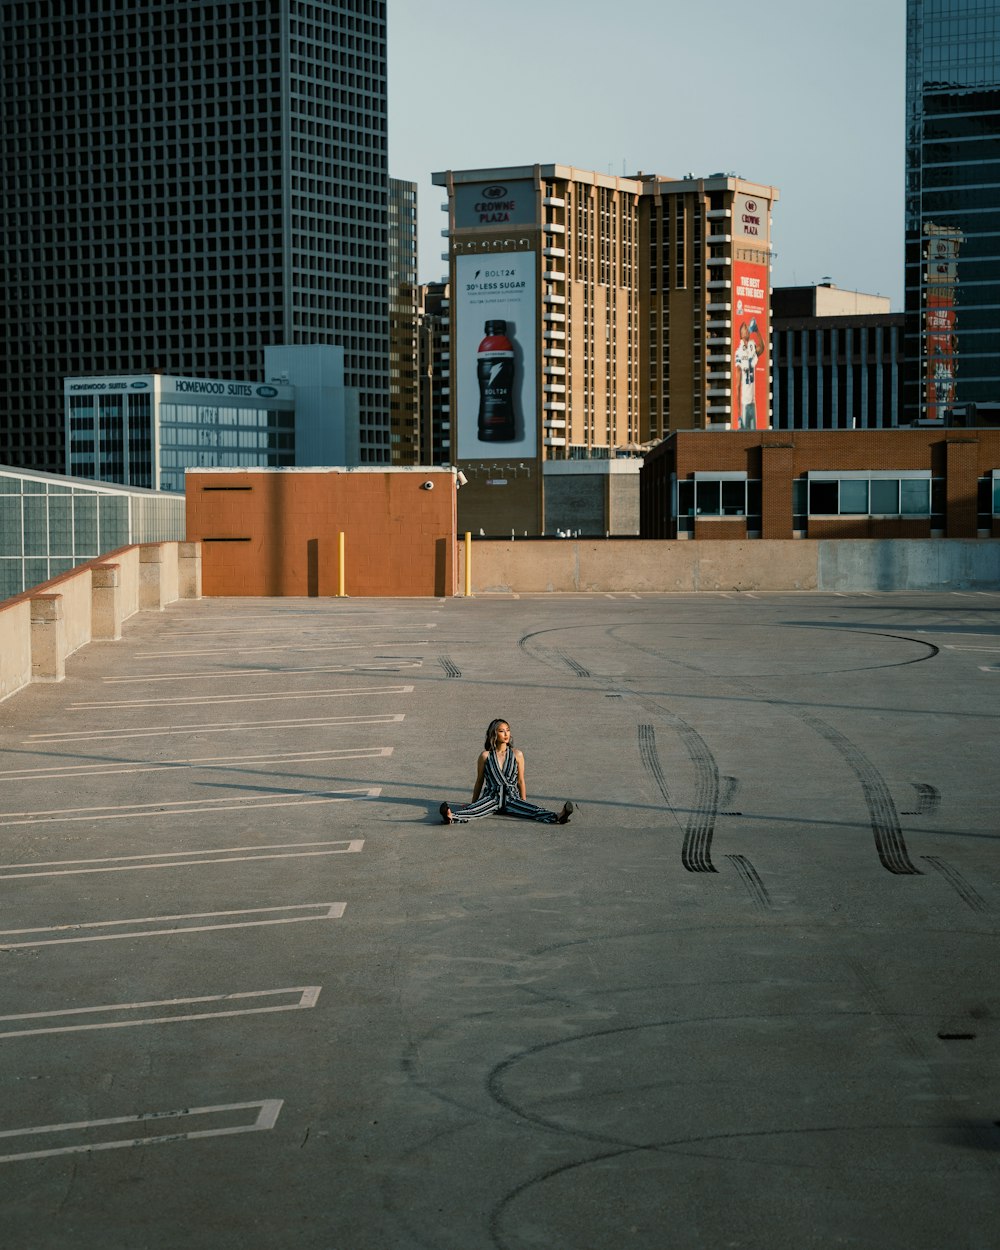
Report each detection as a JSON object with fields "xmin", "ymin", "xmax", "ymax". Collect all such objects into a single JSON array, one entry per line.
[
  {"xmin": 676, "ymin": 472, "xmax": 757, "ymax": 531},
  {"xmin": 806, "ymin": 472, "xmax": 932, "ymax": 517}
]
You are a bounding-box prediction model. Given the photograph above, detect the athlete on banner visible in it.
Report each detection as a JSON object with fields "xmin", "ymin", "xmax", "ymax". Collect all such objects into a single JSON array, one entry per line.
[{"xmin": 734, "ymin": 319, "xmax": 767, "ymax": 430}]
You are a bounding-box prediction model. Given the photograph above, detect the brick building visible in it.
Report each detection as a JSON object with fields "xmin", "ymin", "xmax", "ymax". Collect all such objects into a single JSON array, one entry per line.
[
  {"xmin": 640, "ymin": 428, "xmax": 1000, "ymax": 541},
  {"xmin": 185, "ymin": 467, "xmax": 458, "ymax": 597}
]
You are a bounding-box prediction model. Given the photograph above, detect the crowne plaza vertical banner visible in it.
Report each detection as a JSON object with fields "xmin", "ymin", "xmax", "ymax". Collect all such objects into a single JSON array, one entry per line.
[{"xmin": 731, "ymin": 260, "xmax": 770, "ymax": 430}]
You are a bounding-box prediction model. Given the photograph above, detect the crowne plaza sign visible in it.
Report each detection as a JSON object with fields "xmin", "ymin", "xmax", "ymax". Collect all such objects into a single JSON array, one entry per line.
[
  {"xmin": 454, "ymin": 179, "xmax": 536, "ymax": 229},
  {"xmin": 734, "ymin": 193, "xmax": 769, "ymax": 241}
]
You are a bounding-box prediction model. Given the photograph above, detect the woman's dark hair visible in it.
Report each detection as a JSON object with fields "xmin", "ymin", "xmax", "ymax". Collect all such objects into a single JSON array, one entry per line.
[{"xmin": 484, "ymin": 719, "xmax": 511, "ymax": 750}]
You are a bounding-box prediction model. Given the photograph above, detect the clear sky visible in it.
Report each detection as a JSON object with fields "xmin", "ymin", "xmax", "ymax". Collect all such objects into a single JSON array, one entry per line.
[{"xmin": 387, "ymin": 0, "xmax": 906, "ymax": 308}]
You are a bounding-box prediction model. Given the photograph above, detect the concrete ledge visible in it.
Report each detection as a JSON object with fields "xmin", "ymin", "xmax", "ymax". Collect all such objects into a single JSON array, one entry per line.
[
  {"xmin": 0, "ymin": 541, "xmax": 201, "ymax": 705},
  {"xmin": 140, "ymin": 543, "xmax": 180, "ymax": 610},
  {"xmin": 179, "ymin": 542, "xmax": 203, "ymax": 600},
  {"xmin": 0, "ymin": 600, "xmax": 32, "ymax": 702},
  {"xmin": 818, "ymin": 538, "xmax": 1000, "ymax": 591},
  {"xmin": 463, "ymin": 539, "xmax": 820, "ymax": 593},
  {"xmin": 30, "ymin": 593, "xmax": 66, "ymax": 682},
  {"xmin": 92, "ymin": 563, "xmax": 124, "ymax": 640},
  {"xmin": 461, "ymin": 538, "xmax": 1000, "ymax": 594}
]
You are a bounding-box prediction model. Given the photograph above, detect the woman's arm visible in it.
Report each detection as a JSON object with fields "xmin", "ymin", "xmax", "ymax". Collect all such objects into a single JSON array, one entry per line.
[
  {"xmin": 515, "ymin": 749, "xmax": 527, "ymax": 800},
  {"xmin": 472, "ymin": 751, "xmax": 487, "ymax": 801}
]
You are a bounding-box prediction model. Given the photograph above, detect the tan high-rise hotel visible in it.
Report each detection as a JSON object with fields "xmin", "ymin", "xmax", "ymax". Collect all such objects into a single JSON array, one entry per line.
[{"xmin": 432, "ymin": 164, "xmax": 778, "ymax": 534}]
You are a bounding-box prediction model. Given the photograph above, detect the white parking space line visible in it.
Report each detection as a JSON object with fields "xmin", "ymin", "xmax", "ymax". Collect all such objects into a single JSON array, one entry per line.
[
  {"xmin": 156, "ymin": 620, "xmax": 437, "ymax": 636},
  {"xmin": 0, "ymin": 987, "xmax": 320, "ymax": 1040},
  {"xmin": 0, "ymin": 787, "xmax": 381, "ymax": 828},
  {"xmin": 26, "ymin": 712, "xmax": 406, "ymax": 744},
  {"xmin": 0, "ymin": 902, "xmax": 346, "ymax": 949},
  {"xmin": 68, "ymin": 683, "xmax": 415, "ymax": 710},
  {"xmin": 102, "ymin": 662, "xmax": 424, "ymax": 684},
  {"xmin": 919, "ymin": 631, "xmax": 1000, "ymax": 638},
  {"xmin": 0, "ymin": 839, "xmax": 364, "ymax": 880},
  {"xmin": 136, "ymin": 643, "xmax": 431, "ymax": 660},
  {"xmin": 0, "ymin": 1099, "xmax": 283, "ymax": 1164},
  {"xmin": 943, "ymin": 644, "xmax": 1000, "ymax": 652},
  {"xmin": 1, "ymin": 748, "xmax": 391, "ymax": 782}
]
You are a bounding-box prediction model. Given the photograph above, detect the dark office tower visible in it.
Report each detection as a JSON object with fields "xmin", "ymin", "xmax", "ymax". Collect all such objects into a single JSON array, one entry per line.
[
  {"xmin": 0, "ymin": 0, "xmax": 389, "ymax": 474},
  {"xmin": 905, "ymin": 0, "xmax": 1000, "ymax": 422},
  {"xmin": 388, "ymin": 177, "xmax": 420, "ymax": 465},
  {"xmin": 418, "ymin": 282, "xmax": 452, "ymax": 467}
]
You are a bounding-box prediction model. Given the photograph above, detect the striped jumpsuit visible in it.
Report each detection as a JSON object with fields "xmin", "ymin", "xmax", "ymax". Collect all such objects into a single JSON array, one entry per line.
[{"xmin": 447, "ymin": 748, "xmax": 563, "ymax": 824}]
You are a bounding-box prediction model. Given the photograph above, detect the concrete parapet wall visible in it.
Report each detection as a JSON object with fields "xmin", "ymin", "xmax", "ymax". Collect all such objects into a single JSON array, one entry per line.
[
  {"xmin": 30, "ymin": 594, "xmax": 66, "ymax": 681},
  {"xmin": 462, "ymin": 538, "xmax": 1000, "ymax": 594},
  {"xmin": 0, "ymin": 541, "xmax": 200, "ymax": 704},
  {"xmin": 464, "ymin": 539, "xmax": 820, "ymax": 593},
  {"xmin": 0, "ymin": 600, "xmax": 32, "ymax": 702},
  {"xmin": 140, "ymin": 543, "xmax": 180, "ymax": 610},
  {"xmin": 817, "ymin": 539, "xmax": 1000, "ymax": 591},
  {"xmin": 60, "ymin": 566, "xmax": 94, "ymax": 657},
  {"xmin": 178, "ymin": 542, "xmax": 202, "ymax": 600}
]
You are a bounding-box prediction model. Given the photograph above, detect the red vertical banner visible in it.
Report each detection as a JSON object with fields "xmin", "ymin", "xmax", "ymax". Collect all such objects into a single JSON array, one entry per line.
[
  {"xmin": 731, "ymin": 260, "xmax": 770, "ymax": 430},
  {"xmin": 925, "ymin": 292, "xmax": 957, "ymax": 418},
  {"xmin": 922, "ymin": 226, "xmax": 962, "ymax": 420}
]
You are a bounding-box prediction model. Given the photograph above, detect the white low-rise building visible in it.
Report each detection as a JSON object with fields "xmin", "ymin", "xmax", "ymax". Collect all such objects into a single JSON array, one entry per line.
[{"xmin": 65, "ymin": 346, "xmax": 356, "ymax": 492}]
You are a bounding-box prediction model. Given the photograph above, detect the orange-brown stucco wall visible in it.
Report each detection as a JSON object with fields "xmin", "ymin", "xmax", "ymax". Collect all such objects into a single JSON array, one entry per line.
[{"xmin": 185, "ymin": 469, "xmax": 458, "ymax": 597}]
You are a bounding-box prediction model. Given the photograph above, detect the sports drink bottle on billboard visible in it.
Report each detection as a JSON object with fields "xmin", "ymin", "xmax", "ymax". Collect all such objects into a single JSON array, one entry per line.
[
  {"xmin": 454, "ymin": 251, "xmax": 535, "ymax": 458},
  {"xmin": 476, "ymin": 320, "xmax": 516, "ymax": 441}
]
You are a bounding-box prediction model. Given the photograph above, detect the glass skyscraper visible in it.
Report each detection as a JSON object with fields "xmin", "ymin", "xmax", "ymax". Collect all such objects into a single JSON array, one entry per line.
[
  {"xmin": 0, "ymin": 0, "xmax": 389, "ymax": 474},
  {"xmin": 905, "ymin": 0, "xmax": 1000, "ymax": 420}
]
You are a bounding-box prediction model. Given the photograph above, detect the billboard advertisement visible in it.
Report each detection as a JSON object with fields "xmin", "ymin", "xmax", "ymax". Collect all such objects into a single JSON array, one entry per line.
[
  {"xmin": 923, "ymin": 225, "xmax": 962, "ymax": 419},
  {"xmin": 731, "ymin": 259, "xmax": 770, "ymax": 430},
  {"xmin": 454, "ymin": 252, "xmax": 536, "ymax": 459},
  {"xmin": 925, "ymin": 291, "xmax": 958, "ymax": 417}
]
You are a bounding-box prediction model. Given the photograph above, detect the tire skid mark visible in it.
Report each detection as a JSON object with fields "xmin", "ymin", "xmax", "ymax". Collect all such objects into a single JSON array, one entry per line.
[
  {"xmin": 612, "ymin": 623, "xmax": 923, "ymax": 883},
  {"xmin": 486, "ymin": 1011, "xmax": 893, "ymax": 1151},
  {"xmin": 847, "ymin": 958, "xmax": 928, "ymax": 1065},
  {"xmin": 637, "ymin": 724, "xmax": 672, "ymax": 806},
  {"xmin": 606, "ymin": 622, "xmax": 927, "ymax": 880},
  {"xmin": 489, "ymin": 1147, "xmax": 640, "ymax": 1250},
  {"xmin": 637, "ymin": 722, "xmax": 718, "ymax": 873},
  {"xmin": 674, "ymin": 716, "xmax": 720, "ymax": 874},
  {"xmin": 438, "ymin": 656, "xmax": 461, "ymax": 678},
  {"xmin": 794, "ymin": 711, "xmax": 920, "ymax": 876},
  {"xmin": 900, "ymin": 782, "xmax": 940, "ymax": 816},
  {"xmin": 558, "ymin": 651, "xmax": 591, "ymax": 678},
  {"xmin": 608, "ymin": 622, "xmax": 941, "ymax": 676},
  {"xmin": 727, "ymin": 853, "xmax": 772, "ymax": 909},
  {"xmin": 922, "ymin": 856, "xmax": 990, "ymax": 912}
]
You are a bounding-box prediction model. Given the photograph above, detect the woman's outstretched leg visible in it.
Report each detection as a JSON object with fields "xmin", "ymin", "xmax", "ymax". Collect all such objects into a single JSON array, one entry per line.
[
  {"xmin": 440, "ymin": 794, "xmax": 503, "ymax": 824},
  {"xmin": 504, "ymin": 797, "xmax": 574, "ymax": 825}
]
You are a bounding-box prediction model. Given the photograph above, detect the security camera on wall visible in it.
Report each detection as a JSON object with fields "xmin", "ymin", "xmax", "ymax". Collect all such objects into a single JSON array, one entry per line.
[{"xmin": 456, "ymin": 471, "xmax": 468, "ymax": 487}]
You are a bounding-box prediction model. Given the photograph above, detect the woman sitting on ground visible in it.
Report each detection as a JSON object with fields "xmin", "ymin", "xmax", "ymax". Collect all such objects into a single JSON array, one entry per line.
[{"xmin": 439, "ymin": 718, "xmax": 573, "ymax": 826}]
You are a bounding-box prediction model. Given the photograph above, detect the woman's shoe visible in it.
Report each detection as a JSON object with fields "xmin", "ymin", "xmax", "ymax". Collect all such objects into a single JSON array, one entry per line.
[
  {"xmin": 439, "ymin": 802, "xmax": 453, "ymax": 825},
  {"xmin": 557, "ymin": 801, "xmax": 574, "ymax": 825}
]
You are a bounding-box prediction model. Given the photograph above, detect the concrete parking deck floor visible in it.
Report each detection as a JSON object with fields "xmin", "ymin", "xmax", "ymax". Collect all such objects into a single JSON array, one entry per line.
[{"xmin": 0, "ymin": 590, "xmax": 996, "ymax": 1249}]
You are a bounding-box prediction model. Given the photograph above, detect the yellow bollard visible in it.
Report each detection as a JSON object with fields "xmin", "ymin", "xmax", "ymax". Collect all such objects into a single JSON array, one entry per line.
[
  {"xmin": 464, "ymin": 531, "xmax": 473, "ymax": 598},
  {"xmin": 337, "ymin": 531, "xmax": 347, "ymax": 597}
]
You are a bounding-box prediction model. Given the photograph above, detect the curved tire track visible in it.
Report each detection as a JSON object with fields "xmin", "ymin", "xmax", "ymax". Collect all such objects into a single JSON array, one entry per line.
[
  {"xmin": 794, "ymin": 711, "xmax": 920, "ymax": 875},
  {"xmin": 638, "ymin": 722, "xmax": 718, "ymax": 873}
]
